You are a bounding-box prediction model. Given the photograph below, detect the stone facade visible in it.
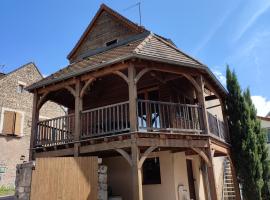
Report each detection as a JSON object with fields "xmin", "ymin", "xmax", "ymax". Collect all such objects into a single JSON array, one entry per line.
[
  {"xmin": 98, "ymin": 165, "xmax": 108, "ymax": 200},
  {"xmin": 0, "ymin": 63, "xmax": 64, "ymax": 187}
]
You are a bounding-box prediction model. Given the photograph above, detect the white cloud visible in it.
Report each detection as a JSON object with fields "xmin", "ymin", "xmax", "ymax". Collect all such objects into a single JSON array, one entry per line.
[
  {"xmin": 213, "ymin": 70, "xmax": 226, "ymax": 86},
  {"xmin": 251, "ymin": 95, "xmax": 270, "ymax": 116}
]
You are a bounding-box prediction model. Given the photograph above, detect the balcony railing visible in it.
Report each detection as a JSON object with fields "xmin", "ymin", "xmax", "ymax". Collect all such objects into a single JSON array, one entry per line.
[
  {"xmin": 137, "ymin": 100, "xmax": 202, "ymax": 132},
  {"xmin": 81, "ymin": 101, "xmax": 130, "ymax": 138},
  {"xmin": 207, "ymin": 112, "xmax": 229, "ymax": 142},
  {"xmin": 34, "ymin": 100, "xmax": 228, "ymax": 147},
  {"xmin": 36, "ymin": 114, "xmax": 74, "ymax": 147}
]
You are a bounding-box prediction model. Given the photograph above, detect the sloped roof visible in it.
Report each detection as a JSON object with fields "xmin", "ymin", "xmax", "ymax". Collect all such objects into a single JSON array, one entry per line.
[
  {"xmin": 27, "ymin": 32, "xmax": 206, "ymax": 91},
  {"xmin": 0, "ymin": 62, "xmax": 42, "ymax": 81}
]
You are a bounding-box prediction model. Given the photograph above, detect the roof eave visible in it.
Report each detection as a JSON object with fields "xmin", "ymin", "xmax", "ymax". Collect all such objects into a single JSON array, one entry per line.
[{"xmin": 27, "ymin": 54, "xmax": 227, "ymax": 97}]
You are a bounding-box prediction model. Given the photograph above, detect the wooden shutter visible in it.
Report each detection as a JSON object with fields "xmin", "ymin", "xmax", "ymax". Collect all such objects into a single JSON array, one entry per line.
[
  {"xmin": 14, "ymin": 112, "xmax": 22, "ymax": 136},
  {"xmin": 2, "ymin": 111, "xmax": 16, "ymax": 134}
]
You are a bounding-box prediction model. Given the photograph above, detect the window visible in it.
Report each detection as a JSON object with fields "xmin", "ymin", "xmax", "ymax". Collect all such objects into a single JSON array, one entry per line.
[
  {"xmin": 142, "ymin": 157, "xmax": 161, "ymax": 185},
  {"xmin": 2, "ymin": 111, "xmax": 22, "ymax": 136},
  {"xmin": 106, "ymin": 39, "xmax": 118, "ymax": 47},
  {"xmin": 17, "ymin": 81, "xmax": 26, "ymax": 93}
]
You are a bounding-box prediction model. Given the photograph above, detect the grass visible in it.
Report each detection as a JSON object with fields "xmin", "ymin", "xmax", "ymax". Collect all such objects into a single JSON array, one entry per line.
[{"xmin": 0, "ymin": 186, "xmax": 15, "ymax": 196}]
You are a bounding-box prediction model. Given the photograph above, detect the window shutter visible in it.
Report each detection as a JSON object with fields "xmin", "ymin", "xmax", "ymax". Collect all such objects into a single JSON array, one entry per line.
[
  {"xmin": 14, "ymin": 112, "xmax": 22, "ymax": 136},
  {"xmin": 2, "ymin": 111, "xmax": 16, "ymax": 134}
]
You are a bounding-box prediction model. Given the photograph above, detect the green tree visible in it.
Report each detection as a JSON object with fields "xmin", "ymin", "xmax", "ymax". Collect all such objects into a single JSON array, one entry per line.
[{"xmin": 226, "ymin": 67, "xmax": 270, "ymax": 199}]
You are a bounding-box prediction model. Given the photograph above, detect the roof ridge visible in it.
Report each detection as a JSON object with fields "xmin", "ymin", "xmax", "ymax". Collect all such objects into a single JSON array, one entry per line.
[
  {"xmin": 153, "ymin": 34, "xmax": 204, "ymax": 66},
  {"xmin": 133, "ymin": 33, "xmax": 154, "ymax": 53}
]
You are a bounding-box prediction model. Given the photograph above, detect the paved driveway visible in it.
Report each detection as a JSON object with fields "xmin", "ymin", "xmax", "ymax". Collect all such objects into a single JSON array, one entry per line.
[{"xmin": 0, "ymin": 196, "xmax": 14, "ymax": 200}]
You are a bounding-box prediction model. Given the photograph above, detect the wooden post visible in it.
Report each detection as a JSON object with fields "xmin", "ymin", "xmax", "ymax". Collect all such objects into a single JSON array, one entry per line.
[
  {"xmin": 201, "ymin": 160, "xmax": 211, "ymax": 200},
  {"xmin": 74, "ymin": 80, "xmax": 82, "ymax": 157},
  {"xmin": 206, "ymin": 146, "xmax": 218, "ymax": 200},
  {"xmin": 131, "ymin": 141, "xmax": 143, "ymax": 200},
  {"xmin": 197, "ymin": 75, "xmax": 210, "ymax": 135},
  {"xmin": 220, "ymin": 99, "xmax": 230, "ymax": 142},
  {"xmin": 128, "ymin": 64, "xmax": 138, "ymax": 132},
  {"xmin": 29, "ymin": 91, "xmax": 39, "ymax": 160}
]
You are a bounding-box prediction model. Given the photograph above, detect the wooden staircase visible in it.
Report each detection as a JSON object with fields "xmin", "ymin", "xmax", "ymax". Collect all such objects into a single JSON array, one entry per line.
[{"xmin": 222, "ymin": 158, "xmax": 236, "ymax": 200}]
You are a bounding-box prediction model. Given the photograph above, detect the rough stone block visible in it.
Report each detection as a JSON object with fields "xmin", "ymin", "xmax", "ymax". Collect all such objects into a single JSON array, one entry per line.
[
  {"xmin": 99, "ymin": 165, "xmax": 108, "ymax": 174},
  {"xmin": 98, "ymin": 174, "xmax": 107, "ymax": 183}
]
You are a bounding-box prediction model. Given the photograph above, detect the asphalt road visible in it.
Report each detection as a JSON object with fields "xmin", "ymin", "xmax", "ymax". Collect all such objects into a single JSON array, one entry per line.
[{"xmin": 0, "ymin": 196, "xmax": 14, "ymax": 200}]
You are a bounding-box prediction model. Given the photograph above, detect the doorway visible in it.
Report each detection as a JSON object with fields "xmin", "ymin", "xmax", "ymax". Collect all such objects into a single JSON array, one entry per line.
[{"xmin": 186, "ymin": 159, "xmax": 197, "ymax": 200}]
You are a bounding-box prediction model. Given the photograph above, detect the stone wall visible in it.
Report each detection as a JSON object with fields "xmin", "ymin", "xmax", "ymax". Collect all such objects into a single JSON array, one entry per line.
[
  {"xmin": 15, "ymin": 161, "xmax": 35, "ymax": 200},
  {"xmin": 98, "ymin": 165, "xmax": 108, "ymax": 200},
  {"xmin": 0, "ymin": 63, "xmax": 65, "ymax": 187}
]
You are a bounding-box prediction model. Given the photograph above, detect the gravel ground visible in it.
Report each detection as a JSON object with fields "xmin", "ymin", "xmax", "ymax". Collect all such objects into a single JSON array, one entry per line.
[{"xmin": 0, "ymin": 196, "xmax": 14, "ymax": 200}]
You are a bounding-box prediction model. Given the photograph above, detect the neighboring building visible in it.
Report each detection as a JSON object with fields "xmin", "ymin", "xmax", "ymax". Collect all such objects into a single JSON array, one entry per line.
[
  {"xmin": 0, "ymin": 63, "xmax": 64, "ymax": 187},
  {"xmin": 26, "ymin": 4, "xmax": 240, "ymax": 200},
  {"xmin": 258, "ymin": 115, "xmax": 270, "ymax": 154}
]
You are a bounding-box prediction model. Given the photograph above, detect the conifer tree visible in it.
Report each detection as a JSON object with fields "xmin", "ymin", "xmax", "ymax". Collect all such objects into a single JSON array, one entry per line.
[{"xmin": 226, "ymin": 67, "xmax": 270, "ymax": 199}]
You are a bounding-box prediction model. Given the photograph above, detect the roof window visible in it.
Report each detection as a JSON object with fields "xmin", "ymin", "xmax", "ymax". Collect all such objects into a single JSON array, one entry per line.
[{"xmin": 106, "ymin": 39, "xmax": 118, "ymax": 47}]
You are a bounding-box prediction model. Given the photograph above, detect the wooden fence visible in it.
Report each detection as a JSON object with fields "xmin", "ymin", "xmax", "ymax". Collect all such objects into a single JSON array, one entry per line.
[{"xmin": 30, "ymin": 157, "xmax": 98, "ymax": 200}]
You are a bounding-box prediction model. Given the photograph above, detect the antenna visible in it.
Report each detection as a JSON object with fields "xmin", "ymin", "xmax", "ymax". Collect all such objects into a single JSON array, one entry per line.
[{"xmin": 124, "ymin": 2, "xmax": 142, "ymax": 26}]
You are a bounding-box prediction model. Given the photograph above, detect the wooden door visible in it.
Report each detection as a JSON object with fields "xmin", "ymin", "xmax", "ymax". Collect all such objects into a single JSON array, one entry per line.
[
  {"xmin": 186, "ymin": 159, "xmax": 197, "ymax": 200},
  {"xmin": 30, "ymin": 157, "xmax": 98, "ymax": 200}
]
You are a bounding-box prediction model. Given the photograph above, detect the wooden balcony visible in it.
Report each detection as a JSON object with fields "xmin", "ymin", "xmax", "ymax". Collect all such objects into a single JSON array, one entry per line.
[{"xmin": 34, "ymin": 100, "xmax": 229, "ymax": 148}]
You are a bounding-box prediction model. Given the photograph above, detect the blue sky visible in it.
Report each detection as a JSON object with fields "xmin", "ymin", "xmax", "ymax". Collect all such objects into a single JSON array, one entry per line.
[{"xmin": 1, "ymin": 0, "xmax": 270, "ymax": 115}]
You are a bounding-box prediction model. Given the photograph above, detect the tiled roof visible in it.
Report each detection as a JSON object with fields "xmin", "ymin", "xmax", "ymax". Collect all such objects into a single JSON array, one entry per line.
[{"xmin": 27, "ymin": 33, "xmax": 205, "ymax": 91}]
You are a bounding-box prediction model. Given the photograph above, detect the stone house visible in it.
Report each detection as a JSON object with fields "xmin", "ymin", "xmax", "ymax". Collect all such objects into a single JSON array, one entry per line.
[{"xmin": 0, "ymin": 62, "xmax": 64, "ymax": 187}]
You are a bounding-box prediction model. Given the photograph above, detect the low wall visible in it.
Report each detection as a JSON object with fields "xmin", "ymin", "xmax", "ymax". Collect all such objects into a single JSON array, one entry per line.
[{"xmin": 15, "ymin": 161, "xmax": 35, "ymax": 200}]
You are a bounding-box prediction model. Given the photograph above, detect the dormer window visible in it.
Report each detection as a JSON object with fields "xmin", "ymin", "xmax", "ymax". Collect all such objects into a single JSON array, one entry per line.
[{"xmin": 106, "ymin": 39, "xmax": 118, "ymax": 47}]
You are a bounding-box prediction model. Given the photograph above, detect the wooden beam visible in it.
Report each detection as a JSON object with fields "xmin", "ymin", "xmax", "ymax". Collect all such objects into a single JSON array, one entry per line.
[
  {"xmin": 210, "ymin": 143, "xmax": 230, "ymax": 155},
  {"xmin": 29, "ymin": 92, "xmax": 39, "ymax": 160},
  {"xmin": 135, "ymin": 68, "xmax": 152, "ymax": 83},
  {"xmin": 136, "ymin": 137, "xmax": 209, "ymax": 148},
  {"xmin": 205, "ymin": 95, "xmax": 218, "ymax": 101},
  {"xmin": 35, "ymin": 148, "xmax": 74, "ymax": 158},
  {"xmin": 191, "ymin": 147, "xmax": 211, "ymax": 167},
  {"xmin": 205, "ymin": 143, "xmax": 218, "ymax": 200},
  {"xmin": 197, "ymin": 75, "xmax": 210, "ymax": 135},
  {"xmin": 37, "ymin": 91, "xmax": 49, "ymax": 110},
  {"xmin": 80, "ymin": 77, "xmax": 95, "ymax": 98},
  {"xmin": 131, "ymin": 142, "xmax": 143, "ymax": 200},
  {"xmin": 138, "ymin": 146, "xmax": 157, "ymax": 168},
  {"xmin": 38, "ymin": 79, "xmax": 76, "ymax": 94},
  {"xmin": 80, "ymin": 139, "xmax": 133, "ymax": 153},
  {"xmin": 81, "ymin": 63, "xmax": 128, "ymax": 81},
  {"xmin": 128, "ymin": 64, "xmax": 138, "ymax": 131},
  {"xmin": 74, "ymin": 80, "xmax": 82, "ymax": 157},
  {"xmin": 112, "ymin": 71, "xmax": 129, "ymax": 84},
  {"xmin": 115, "ymin": 149, "xmax": 132, "ymax": 166},
  {"xmin": 64, "ymin": 85, "xmax": 76, "ymax": 97}
]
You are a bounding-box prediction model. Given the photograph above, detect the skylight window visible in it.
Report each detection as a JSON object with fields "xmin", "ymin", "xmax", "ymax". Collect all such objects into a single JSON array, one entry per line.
[{"xmin": 106, "ymin": 39, "xmax": 118, "ymax": 47}]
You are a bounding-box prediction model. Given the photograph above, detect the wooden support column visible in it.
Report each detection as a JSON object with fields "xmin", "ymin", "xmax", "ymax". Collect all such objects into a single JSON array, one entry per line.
[
  {"xmin": 131, "ymin": 141, "xmax": 143, "ymax": 200},
  {"xmin": 197, "ymin": 75, "xmax": 210, "ymax": 135},
  {"xmin": 74, "ymin": 80, "xmax": 82, "ymax": 157},
  {"xmin": 206, "ymin": 145, "xmax": 218, "ymax": 200},
  {"xmin": 29, "ymin": 91, "xmax": 39, "ymax": 160},
  {"xmin": 128, "ymin": 64, "xmax": 138, "ymax": 132}
]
